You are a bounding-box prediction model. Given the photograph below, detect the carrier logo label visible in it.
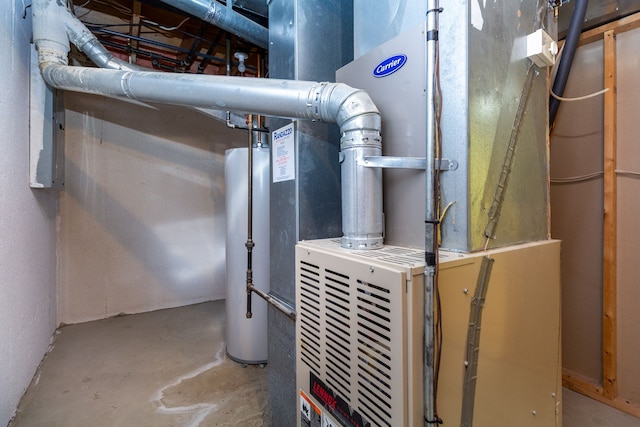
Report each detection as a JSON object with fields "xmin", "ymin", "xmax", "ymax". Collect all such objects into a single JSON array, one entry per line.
[{"xmin": 373, "ymin": 54, "xmax": 407, "ymax": 78}]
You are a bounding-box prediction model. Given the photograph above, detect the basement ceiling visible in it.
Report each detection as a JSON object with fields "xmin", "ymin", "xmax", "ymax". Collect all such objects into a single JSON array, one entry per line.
[
  {"xmin": 70, "ymin": 0, "xmax": 640, "ymax": 74},
  {"xmin": 71, "ymin": 0, "xmax": 268, "ymax": 75}
]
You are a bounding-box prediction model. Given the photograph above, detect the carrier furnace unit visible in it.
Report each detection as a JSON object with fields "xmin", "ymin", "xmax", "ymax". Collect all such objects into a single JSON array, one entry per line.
[
  {"xmin": 295, "ymin": 239, "xmax": 561, "ymax": 427},
  {"xmin": 337, "ymin": 13, "xmax": 551, "ymax": 253},
  {"xmin": 295, "ymin": 2, "xmax": 561, "ymax": 425}
]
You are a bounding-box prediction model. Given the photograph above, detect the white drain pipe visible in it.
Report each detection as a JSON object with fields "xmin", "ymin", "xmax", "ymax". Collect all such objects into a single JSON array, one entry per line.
[{"xmin": 32, "ymin": 0, "xmax": 383, "ymax": 250}]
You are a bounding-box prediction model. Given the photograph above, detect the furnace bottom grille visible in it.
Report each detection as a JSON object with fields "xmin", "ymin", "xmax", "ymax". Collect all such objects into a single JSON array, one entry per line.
[{"xmin": 296, "ymin": 240, "xmax": 424, "ymax": 427}]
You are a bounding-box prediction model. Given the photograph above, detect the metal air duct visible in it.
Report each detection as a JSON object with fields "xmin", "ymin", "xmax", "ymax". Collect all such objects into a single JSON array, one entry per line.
[
  {"xmin": 31, "ymin": 0, "xmax": 383, "ymax": 250},
  {"xmin": 158, "ymin": 0, "xmax": 269, "ymax": 49}
]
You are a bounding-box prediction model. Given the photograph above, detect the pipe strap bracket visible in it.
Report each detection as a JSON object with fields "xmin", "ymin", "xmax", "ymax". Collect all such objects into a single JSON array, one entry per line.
[{"xmin": 359, "ymin": 156, "xmax": 458, "ymax": 171}]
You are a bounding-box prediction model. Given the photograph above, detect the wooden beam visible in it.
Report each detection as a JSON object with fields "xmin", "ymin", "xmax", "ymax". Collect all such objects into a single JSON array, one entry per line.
[
  {"xmin": 578, "ymin": 11, "xmax": 640, "ymax": 46},
  {"xmin": 562, "ymin": 368, "xmax": 603, "ymax": 396},
  {"xmin": 563, "ymin": 369, "xmax": 640, "ymax": 419},
  {"xmin": 611, "ymin": 396, "xmax": 640, "ymax": 419},
  {"xmin": 602, "ymin": 29, "xmax": 618, "ymax": 401},
  {"xmin": 129, "ymin": 0, "xmax": 142, "ymax": 64}
]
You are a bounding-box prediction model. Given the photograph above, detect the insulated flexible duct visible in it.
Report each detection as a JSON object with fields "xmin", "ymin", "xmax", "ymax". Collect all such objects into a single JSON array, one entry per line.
[{"xmin": 549, "ymin": 0, "xmax": 589, "ymax": 125}]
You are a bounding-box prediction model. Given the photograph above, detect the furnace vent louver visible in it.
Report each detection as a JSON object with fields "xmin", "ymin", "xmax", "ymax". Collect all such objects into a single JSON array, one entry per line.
[{"xmin": 296, "ymin": 239, "xmax": 424, "ymax": 427}]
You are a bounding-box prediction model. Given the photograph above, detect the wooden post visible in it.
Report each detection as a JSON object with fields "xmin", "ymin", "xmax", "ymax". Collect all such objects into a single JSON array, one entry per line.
[
  {"xmin": 602, "ymin": 29, "xmax": 617, "ymax": 401},
  {"xmin": 129, "ymin": 1, "xmax": 142, "ymax": 65}
]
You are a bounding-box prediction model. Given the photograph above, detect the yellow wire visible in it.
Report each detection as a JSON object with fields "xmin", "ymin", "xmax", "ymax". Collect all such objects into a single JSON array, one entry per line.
[{"xmin": 437, "ymin": 201, "xmax": 455, "ymax": 246}]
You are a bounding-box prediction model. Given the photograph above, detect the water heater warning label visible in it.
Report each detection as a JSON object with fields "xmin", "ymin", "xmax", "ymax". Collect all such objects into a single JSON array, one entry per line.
[
  {"xmin": 272, "ymin": 122, "xmax": 295, "ymax": 183},
  {"xmin": 300, "ymin": 390, "xmax": 321, "ymax": 427}
]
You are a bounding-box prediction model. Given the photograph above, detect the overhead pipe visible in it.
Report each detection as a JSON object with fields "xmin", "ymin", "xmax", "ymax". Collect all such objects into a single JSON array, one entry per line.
[
  {"xmin": 549, "ymin": 0, "xmax": 589, "ymax": 126},
  {"xmin": 37, "ymin": 66, "xmax": 383, "ymax": 248},
  {"xmin": 32, "ymin": 0, "xmax": 383, "ymax": 250},
  {"xmin": 64, "ymin": 4, "xmax": 142, "ymax": 70},
  {"xmin": 158, "ymin": 0, "xmax": 268, "ymax": 49},
  {"xmin": 87, "ymin": 27, "xmax": 237, "ymax": 69},
  {"xmin": 197, "ymin": 29, "xmax": 225, "ymax": 73},
  {"xmin": 182, "ymin": 21, "xmax": 208, "ymax": 69}
]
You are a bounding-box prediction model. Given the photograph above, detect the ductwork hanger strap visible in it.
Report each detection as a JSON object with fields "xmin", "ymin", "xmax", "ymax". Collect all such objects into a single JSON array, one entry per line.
[
  {"xmin": 359, "ymin": 156, "xmax": 458, "ymax": 171},
  {"xmin": 426, "ymin": 7, "xmax": 443, "ymax": 42}
]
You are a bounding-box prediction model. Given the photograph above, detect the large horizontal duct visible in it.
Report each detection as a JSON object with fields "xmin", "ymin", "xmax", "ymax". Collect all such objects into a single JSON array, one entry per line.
[
  {"xmin": 32, "ymin": 0, "xmax": 383, "ymax": 249},
  {"xmin": 159, "ymin": 0, "xmax": 269, "ymax": 49}
]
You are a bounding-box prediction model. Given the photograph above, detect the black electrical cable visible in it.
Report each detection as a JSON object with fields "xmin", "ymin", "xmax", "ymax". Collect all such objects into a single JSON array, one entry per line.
[
  {"xmin": 97, "ymin": 39, "xmax": 177, "ymax": 61},
  {"xmin": 89, "ymin": 26, "xmax": 259, "ymax": 73},
  {"xmin": 182, "ymin": 22, "xmax": 208, "ymax": 69},
  {"xmin": 88, "ymin": 26, "xmax": 225, "ymax": 63},
  {"xmin": 198, "ymin": 28, "xmax": 225, "ymax": 73}
]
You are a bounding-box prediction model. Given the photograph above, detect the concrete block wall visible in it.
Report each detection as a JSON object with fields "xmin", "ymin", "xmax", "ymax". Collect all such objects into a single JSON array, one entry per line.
[{"xmin": 0, "ymin": 4, "xmax": 58, "ymax": 425}]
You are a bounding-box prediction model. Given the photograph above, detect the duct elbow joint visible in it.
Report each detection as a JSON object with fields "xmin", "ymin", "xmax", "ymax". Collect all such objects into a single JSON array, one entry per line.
[
  {"xmin": 311, "ymin": 83, "xmax": 382, "ymax": 136},
  {"xmin": 323, "ymin": 85, "xmax": 383, "ymax": 250},
  {"xmin": 35, "ymin": 43, "xmax": 69, "ymax": 68},
  {"xmin": 335, "ymin": 88, "xmax": 381, "ymax": 133},
  {"xmin": 32, "ymin": 0, "xmax": 70, "ymax": 62}
]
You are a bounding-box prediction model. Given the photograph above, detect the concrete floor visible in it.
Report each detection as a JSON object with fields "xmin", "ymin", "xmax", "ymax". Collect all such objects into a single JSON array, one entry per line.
[
  {"xmin": 563, "ymin": 388, "xmax": 640, "ymax": 427},
  {"xmin": 9, "ymin": 301, "xmax": 640, "ymax": 427},
  {"xmin": 10, "ymin": 301, "xmax": 271, "ymax": 427}
]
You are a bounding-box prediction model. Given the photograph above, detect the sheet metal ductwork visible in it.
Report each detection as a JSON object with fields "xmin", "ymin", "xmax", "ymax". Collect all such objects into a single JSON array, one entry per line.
[
  {"xmin": 31, "ymin": 0, "xmax": 383, "ymax": 250},
  {"xmin": 157, "ymin": 0, "xmax": 269, "ymax": 49},
  {"xmin": 32, "ymin": 0, "xmax": 140, "ymax": 71}
]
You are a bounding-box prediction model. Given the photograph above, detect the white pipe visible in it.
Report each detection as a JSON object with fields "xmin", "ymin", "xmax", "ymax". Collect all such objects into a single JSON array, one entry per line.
[
  {"xmin": 32, "ymin": 0, "xmax": 384, "ymax": 250},
  {"xmin": 31, "ymin": 0, "xmax": 70, "ymax": 66}
]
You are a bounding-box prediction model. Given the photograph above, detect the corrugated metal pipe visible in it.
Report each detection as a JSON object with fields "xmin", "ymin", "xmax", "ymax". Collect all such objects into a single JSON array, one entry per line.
[
  {"xmin": 159, "ymin": 0, "xmax": 268, "ymax": 49},
  {"xmin": 32, "ymin": 0, "xmax": 383, "ymax": 250}
]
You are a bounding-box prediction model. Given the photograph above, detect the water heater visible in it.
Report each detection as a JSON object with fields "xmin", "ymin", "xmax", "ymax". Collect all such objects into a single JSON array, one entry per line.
[{"xmin": 225, "ymin": 147, "xmax": 270, "ymax": 364}]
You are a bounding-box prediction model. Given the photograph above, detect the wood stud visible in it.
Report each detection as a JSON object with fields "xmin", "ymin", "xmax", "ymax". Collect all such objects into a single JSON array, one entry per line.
[{"xmin": 559, "ymin": 14, "xmax": 640, "ymax": 419}]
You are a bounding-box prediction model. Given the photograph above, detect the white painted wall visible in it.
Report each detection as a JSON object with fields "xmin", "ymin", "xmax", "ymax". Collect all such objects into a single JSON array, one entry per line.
[
  {"xmin": 58, "ymin": 93, "xmax": 245, "ymax": 324},
  {"xmin": 0, "ymin": 3, "xmax": 58, "ymax": 425}
]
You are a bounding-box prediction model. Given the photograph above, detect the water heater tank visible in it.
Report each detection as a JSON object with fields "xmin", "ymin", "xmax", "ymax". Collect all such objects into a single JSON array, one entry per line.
[{"xmin": 224, "ymin": 147, "xmax": 270, "ymax": 364}]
